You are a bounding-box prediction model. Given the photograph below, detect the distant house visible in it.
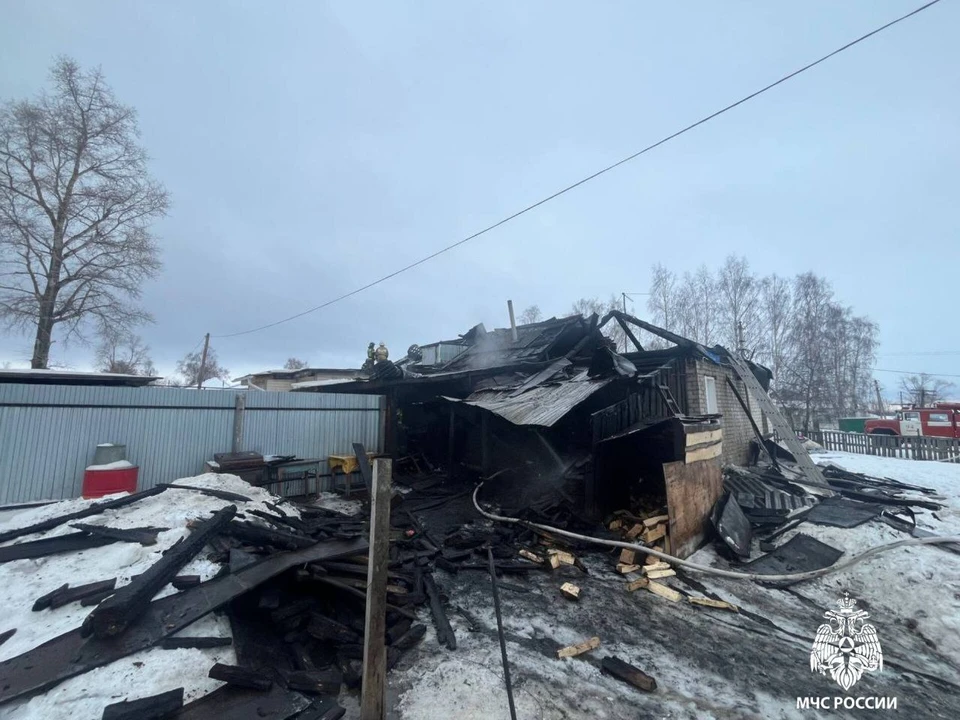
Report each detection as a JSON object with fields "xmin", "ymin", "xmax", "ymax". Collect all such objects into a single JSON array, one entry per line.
[{"xmin": 234, "ymin": 368, "xmax": 362, "ymax": 392}]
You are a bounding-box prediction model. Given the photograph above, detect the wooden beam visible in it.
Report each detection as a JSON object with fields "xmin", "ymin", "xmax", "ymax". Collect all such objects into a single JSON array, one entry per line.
[
  {"xmin": 0, "ymin": 533, "xmax": 115, "ymax": 563},
  {"xmin": 614, "ymin": 316, "xmax": 645, "ymax": 352},
  {"xmin": 423, "ymin": 574, "xmax": 456, "ymax": 649},
  {"xmin": 84, "ymin": 505, "xmax": 237, "ymax": 639},
  {"xmin": 102, "ymin": 687, "xmax": 184, "ymax": 720},
  {"xmin": 208, "ymin": 663, "xmax": 273, "ymax": 691},
  {"xmin": 361, "ymin": 459, "xmax": 392, "ymax": 720},
  {"xmin": 600, "ymin": 656, "xmax": 657, "ymax": 692},
  {"xmin": 557, "ymin": 636, "xmax": 600, "ymax": 659},
  {"xmin": 70, "ymin": 523, "xmax": 163, "ymax": 546}
]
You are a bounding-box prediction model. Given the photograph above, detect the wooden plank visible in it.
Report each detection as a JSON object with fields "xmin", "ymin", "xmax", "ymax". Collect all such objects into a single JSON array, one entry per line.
[
  {"xmin": 208, "ymin": 663, "xmax": 273, "ymax": 691},
  {"xmin": 600, "ymin": 656, "xmax": 657, "ymax": 692},
  {"xmin": 625, "ymin": 524, "xmax": 644, "ymax": 540},
  {"xmin": 518, "ymin": 549, "xmax": 544, "ymax": 564},
  {"xmin": 625, "ymin": 578, "xmax": 649, "ymax": 592},
  {"xmin": 645, "ymin": 569, "xmax": 676, "ymax": 580},
  {"xmin": 0, "ymin": 533, "xmax": 115, "ymax": 563},
  {"xmin": 688, "ymin": 597, "xmax": 739, "ymax": 612},
  {"xmin": 547, "ymin": 550, "xmax": 576, "ymax": 566},
  {"xmin": 662, "ymin": 459, "xmax": 723, "ymax": 560},
  {"xmin": 283, "ymin": 669, "xmax": 343, "ymax": 696},
  {"xmin": 646, "ymin": 581, "xmax": 682, "ymax": 602},
  {"xmin": 685, "ymin": 443, "xmax": 722, "ymax": 464},
  {"xmin": 685, "ymin": 429, "xmax": 723, "ymax": 447},
  {"xmin": 84, "ymin": 505, "xmax": 237, "ymax": 639},
  {"xmin": 642, "ymin": 525, "xmax": 666, "ymax": 544},
  {"xmin": 618, "ymin": 549, "xmax": 637, "ymax": 565},
  {"xmin": 0, "ymin": 628, "xmax": 15, "ymax": 647},
  {"xmin": 32, "ymin": 583, "xmax": 69, "ymax": 611},
  {"xmin": 102, "ymin": 687, "xmax": 184, "ymax": 720},
  {"xmin": 174, "ymin": 684, "xmax": 310, "ymax": 720},
  {"xmin": 616, "ymin": 563, "xmax": 641, "ymax": 574},
  {"xmin": 70, "ymin": 523, "xmax": 164, "ymax": 546},
  {"xmin": 557, "ymin": 636, "xmax": 600, "ymax": 659},
  {"xmin": 423, "ymin": 574, "xmax": 456, "ymax": 649},
  {"xmin": 560, "ymin": 583, "xmax": 580, "ymax": 600},
  {"xmin": 642, "ymin": 562, "xmax": 670, "ymax": 574},
  {"xmin": 160, "ymin": 636, "xmax": 233, "ymax": 650},
  {"xmin": 48, "ymin": 579, "xmax": 117, "ymax": 609},
  {"xmin": 171, "ymin": 575, "xmax": 201, "ymax": 590},
  {"xmin": 360, "ymin": 459, "xmax": 392, "ymax": 720},
  {"xmin": 642, "ymin": 515, "xmax": 669, "ymax": 529}
]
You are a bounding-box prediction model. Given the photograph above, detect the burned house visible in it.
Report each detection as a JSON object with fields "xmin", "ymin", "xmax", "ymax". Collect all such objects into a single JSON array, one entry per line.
[{"xmin": 299, "ymin": 311, "xmax": 771, "ymax": 558}]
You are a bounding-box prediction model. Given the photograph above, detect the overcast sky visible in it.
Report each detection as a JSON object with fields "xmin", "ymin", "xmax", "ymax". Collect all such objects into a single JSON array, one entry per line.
[{"xmin": 1, "ymin": 1, "xmax": 957, "ymax": 392}]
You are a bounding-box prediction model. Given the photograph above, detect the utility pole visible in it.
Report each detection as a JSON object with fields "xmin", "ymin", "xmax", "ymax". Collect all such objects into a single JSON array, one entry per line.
[
  {"xmin": 621, "ymin": 293, "xmax": 628, "ymax": 353},
  {"xmin": 197, "ymin": 333, "xmax": 210, "ymax": 391},
  {"xmin": 874, "ymin": 379, "xmax": 884, "ymax": 416}
]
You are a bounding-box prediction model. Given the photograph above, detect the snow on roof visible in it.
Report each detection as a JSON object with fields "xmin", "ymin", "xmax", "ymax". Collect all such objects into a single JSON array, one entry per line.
[{"xmin": 0, "ymin": 369, "xmax": 160, "ymax": 387}]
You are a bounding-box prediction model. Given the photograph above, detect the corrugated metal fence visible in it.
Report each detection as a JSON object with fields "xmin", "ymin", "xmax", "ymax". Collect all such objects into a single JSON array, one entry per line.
[{"xmin": 0, "ymin": 383, "xmax": 384, "ymax": 504}]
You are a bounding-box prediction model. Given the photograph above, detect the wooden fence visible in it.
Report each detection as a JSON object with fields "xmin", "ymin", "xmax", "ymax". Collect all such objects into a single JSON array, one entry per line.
[{"xmin": 809, "ymin": 431, "xmax": 960, "ymax": 462}]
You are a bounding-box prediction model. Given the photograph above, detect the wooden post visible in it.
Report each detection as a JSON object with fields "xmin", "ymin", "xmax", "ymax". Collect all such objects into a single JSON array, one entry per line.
[
  {"xmin": 232, "ymin": 393, "xmax": 245, "ymax": 453},
  {"xmin": 197, "ymin": 333, "xmax": 210, "ymax": 390},
  {"xmin": 361, "ymin": 458, "xmax": 392, "ymax": 720},
  {"xmin": 481, "ymin": 412, "xmax": 490, "ymax": 474},
  {"xmin": 447, "ymin": 405, "xmax": 456, "ymax": 478}
]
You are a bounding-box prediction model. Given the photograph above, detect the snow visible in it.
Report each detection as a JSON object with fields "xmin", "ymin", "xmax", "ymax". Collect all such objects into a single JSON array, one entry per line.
[
  {"xmin": 0, "ymin": 473, "xmax": 298, "ymax": 719},
  {"xmin": 84, "ymin": 460, "xmax": 135, "ymax": 471},
  {"xmin": 388, "ymin": 452, "xmax": 960, "ymax": 719}
]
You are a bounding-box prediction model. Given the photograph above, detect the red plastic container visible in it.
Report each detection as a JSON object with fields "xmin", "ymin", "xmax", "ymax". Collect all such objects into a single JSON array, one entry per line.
[{"xmin": 82, "ymin": 466, "xmax": 139, "ymax": 498}]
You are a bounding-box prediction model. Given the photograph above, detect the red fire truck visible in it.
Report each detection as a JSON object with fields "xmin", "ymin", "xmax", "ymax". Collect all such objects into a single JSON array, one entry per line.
[{"xmin": 864, "ymin": 402, "xmax": 960, "ymax": 438}]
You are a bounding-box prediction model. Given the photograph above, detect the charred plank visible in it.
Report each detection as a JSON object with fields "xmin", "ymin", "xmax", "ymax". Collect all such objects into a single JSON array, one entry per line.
[
  {"xmin": 390, "ymin": 623, "xmax": 426, "ymax": 652},
  {"xmin": 171, "ymin": 575, "xmax": 201, "ymax": 590},
  {"xmin": 160, "ymin": 636, "xmax": 233, "ymax": 650},
  {"xmin": 220, "ymin": 520, "xmax": 315, "ymax": 550},
  {"xmin": 83, "ymin": 505, "xmax": 237, "ymax": 639},
  {"xmin": 49, "ymin": 579, "xmax": 117, "ymax": 609},
  {"xmin": 0, "ymin": 628, "xmax": 15, "ymax": 647},
  {"xmin": 32, "ymin": 583, "xmax": 69, "ymax": 611},
  {"xmin": 423, "ymin": 573, "xmax": 456, "ymax": 649},
  {"xmin": 280, "ymin": 669, "xmax": 343, "ymax": 695},
  {"xmin": 162, "ymin": 484, "xmax": 251, "ymax": 503},
  {"xmin": 208, "ymin": 663, "xmax": 272, "ymax": 691},
  {"xmin": 600, "ymin": 656, "xmax": 657, "ymax": 692},
  {"xmin": 70, "ymin": 523, "xmax": 165, "ymax": 546},
  {"xmin": 306, "ymin": 613, "xmax": 361, "ymax": 645},
  {"xmin": 102, "ymin": 687, "xmax": 184, "ymax": 720},
  {"xmin": 0, "ymin": 533, "xmax": 115, "ymax": 563}
]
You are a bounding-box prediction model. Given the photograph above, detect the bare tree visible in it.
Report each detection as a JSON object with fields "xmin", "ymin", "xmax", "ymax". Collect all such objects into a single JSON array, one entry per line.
[
  {"xmin": 758, "ymin": 274, "xmax": 792, "ymax": 385},
  {"xmin": 571, "ymin": 295, "xmax": 624, "ymax": 349},
  {"xmin": 176, "ymin": 346, "xmax": 229, "ymax": 387},
  {"xmin": 716, "ymin": 255, "xmax": 761, "ymax": 355},
  {"xmin": 646, "ymin": 264, "xmax": 677, "ymax": 349},
  {"xmin": 518, "ymin": 304, "xmax": 542, "ymax": 325},
  {"xmin": 899, "ymin": 373, "xmax": 955, "ymax": 407},
  {"xmin": 0, "ymin": 57, "xmax": 168, "ymax": 368},
  {"xmin": 283, "ymin": 357, "xmax": 308, "ymax": 370},
  {"xmin": 95, "ymin": 326, "xmax": 155, "ymax": 375}
]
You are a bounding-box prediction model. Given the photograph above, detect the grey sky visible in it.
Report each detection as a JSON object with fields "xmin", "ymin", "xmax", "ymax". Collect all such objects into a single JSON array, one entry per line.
[{"xmin": 1, "ymin": 1, "xmax": 957, "ymax": 393}]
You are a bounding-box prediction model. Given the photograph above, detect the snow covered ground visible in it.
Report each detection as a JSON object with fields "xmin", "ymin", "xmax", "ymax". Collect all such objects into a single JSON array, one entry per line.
[
  {"xmin": 0, "ymin": 474, "xmax": 298, "ymax": 720},
  {"xmin": 383, "ymin": 453, "xmax": 960, "ymax": 720}
]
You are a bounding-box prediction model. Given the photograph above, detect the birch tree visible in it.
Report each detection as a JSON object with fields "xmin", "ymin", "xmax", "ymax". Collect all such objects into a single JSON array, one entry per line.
[{"xmin": 0, "ymin": 57, "xmax": 168, "ymax": 368}]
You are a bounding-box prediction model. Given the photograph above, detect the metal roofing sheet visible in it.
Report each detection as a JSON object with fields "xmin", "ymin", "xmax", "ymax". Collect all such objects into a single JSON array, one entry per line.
[{"xmin": 444, "ymin": 368, "xmax": 612, "ymax": 427}]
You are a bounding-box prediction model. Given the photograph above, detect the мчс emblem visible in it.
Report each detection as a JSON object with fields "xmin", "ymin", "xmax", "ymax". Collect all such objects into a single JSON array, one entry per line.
[{"xmin": 810, "ymin": 593, "xmax": 883, "ymax": 691}]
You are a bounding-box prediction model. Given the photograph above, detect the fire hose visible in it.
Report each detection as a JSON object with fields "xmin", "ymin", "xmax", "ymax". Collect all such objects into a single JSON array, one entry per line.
[{"xmin": 472, "ymin": 483, "xmax": 960, "ymax": 584}]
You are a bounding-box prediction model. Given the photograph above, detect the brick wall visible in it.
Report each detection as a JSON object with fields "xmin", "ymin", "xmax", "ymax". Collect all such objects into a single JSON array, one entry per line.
[{"xmin": 684, "ymin": 358, "xmax": 765, "ymax": 465}]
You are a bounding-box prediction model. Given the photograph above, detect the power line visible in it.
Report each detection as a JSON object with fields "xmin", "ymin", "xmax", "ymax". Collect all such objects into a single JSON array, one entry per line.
[
  {"xmin": 875, "ymin": 368, "xmax": 960, "ymax": 379},
  {"xmin": 878, "ymin": 351, "xmax": 960, "ymax": 357},
  {"xmin": 212, "ymin": 0, "xmax": 942, "ymax": 340}
]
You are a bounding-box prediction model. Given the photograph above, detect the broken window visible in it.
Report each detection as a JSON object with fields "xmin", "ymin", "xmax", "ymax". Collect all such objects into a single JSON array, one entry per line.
[{"xmin": 704, "ymin": 376, "xmax": 718, "ymax": 414}]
